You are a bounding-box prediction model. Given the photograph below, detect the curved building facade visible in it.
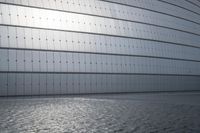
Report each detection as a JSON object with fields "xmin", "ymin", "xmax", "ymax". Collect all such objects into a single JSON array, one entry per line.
[{"xmin": 0, "ymin": 0, "xmax": 200, "ymax": 96}]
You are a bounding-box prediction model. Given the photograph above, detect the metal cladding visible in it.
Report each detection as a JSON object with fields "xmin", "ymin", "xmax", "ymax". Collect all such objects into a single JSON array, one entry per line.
[{"xmin": 0, "ymin": 0, "xmax": 200, "ymax": 96}]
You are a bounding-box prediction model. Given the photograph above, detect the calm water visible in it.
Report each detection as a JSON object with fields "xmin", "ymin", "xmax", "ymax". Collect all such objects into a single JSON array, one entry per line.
[{"xmin": 0, "ymin": 93, "xmax": 200, "ymax": 133}]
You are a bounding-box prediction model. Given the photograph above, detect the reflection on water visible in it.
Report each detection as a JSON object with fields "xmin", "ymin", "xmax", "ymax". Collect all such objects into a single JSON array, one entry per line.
[{"xmin": 0, "ymin": 96, "xmax": 200, "ymax": 133}]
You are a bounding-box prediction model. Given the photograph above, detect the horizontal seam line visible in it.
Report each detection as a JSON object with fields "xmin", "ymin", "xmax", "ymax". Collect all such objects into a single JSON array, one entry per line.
[
  {"xmin": 0, "ymin": 24, "xmax": 200, "ymax": 50},
  {"xmin": 185, "ymin": 0, "xmax": 200, "ymax": 9},
  {"xmin": 0, "ymin": 47, "xmax": 200, "ymax": 63},
  {"xmin": 0, "ymin": 2, "xmax": 200, "ymax": 36},
  {"xmin": 0, "ymin": 71, "xmax": 199, "ymax": 77},
  {"xmin": 157, "ymin": 0, "xmax": 200, "ymax": 15},
  {"xmin": 98, "ymin": 0, "xmax": 200, "ymax": 26}
]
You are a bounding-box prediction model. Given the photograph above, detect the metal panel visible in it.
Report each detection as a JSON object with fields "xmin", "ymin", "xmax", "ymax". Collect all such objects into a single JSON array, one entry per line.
[
  {"xmin": 107, "ymin": 55, "xmax": 111, "ymax": 73},
  {"xmin": 56, "ymin": 0, "xmax": 63, "ymax": 10},
  {"xmin": 53, "ymin": 52, "xmax": 61, "ymax": 72},
  {"xmin": 8, "ymin": 49, "xmax": 16, "ymax": 71},
  {"xmin": 25, "ymin": 7, "xmax": 34, "ymax": 27},
  {"xmin": 67, "ymin": 52, "xmax": 73, "ymax": 72},
  {"xmin": 39, "ymin": 73, "xmax": 46, "ymax": 95},
  {"xmin": 102, "ymin": 54, "xmax": 106, "ymax": 73},
  {"xmin": 85, "ymin": 53, "xmax": 91, "ymax": 72},
  {"xmin": 1, "ymin": 0, "xmax": 200, "ymax": 96},
  {"xmin": 0, "ymin": 4, "xmax": 2, "ymax": 23},
  {"xmin": 35, "ymin": 0, "xmax": 43, "ymax": 9},
  {"xmin": 49, "ymin": 0, "xmax": 56, "ymax": 9},
  {"xmin": 16, "ymin": 73, "xmax": 24, "ymax": 95},
  {"xmin": 73, "ymin": 74, "xmax": 80, "ymax": 94},
  {"xmin": 16, "ymin": 50, "xmax": 25, "ymax": 71},
  {"xmin": 60, "ymin": 31, "xmax": 66, "ymax": 51},
  {"xmin": 96, "ymin": 54, "xmax": 101, "ymax": 73},
  {"xmin": 73, "ymin": 53, "xmax": 79, "ymax": 72},
  {"xmin": 67, "ymin": 74, "xmax": 74, "ymax": 94},
  {"xmin": 1, "ymin": 4, "xmax": 10, "ymax": 24},
  {"xmin": 32, "ymin": 73, "xmax": 40, "ymax": 95},
  {"xmin": 32, "ymin": 8, "xmax": 41, "ymax": 28},
  {"xmin": 60, "ymin": 52, "xmax": 67, "ymax": 72},
  {"xmin": 24, "ymin": 73, "xmax": 32, "ymax": 95},
  {"xmin": 17, "ymin": 6, "xmax": 26, "ymax": 26},
  {"xmin": 0, "ymin": 26, "xmax": 9, "ymax": 47},
  {"xmin": 32, "ymin": 51, "xmax": 40, "ymax": 71},
  {"xmin": 46, "ymin": 30, "xmax": 54, "ymax": 50},
  {"xmin": 8, "ymin": 26, "xmax": 17, "ymax": 48},
  {"xmin": 60, "ymin": 74, "xmax": 67, "ymax": 94},
  {"xmin": 95, "ymin": 74, "xmax": 101, "ymax": 93},
  {"xmin": 24, "ymin": 28, "xmax": 32, "ymax": 49},
  {"xmin": 21, "ymin": 0, "xmax": 28, "ymax": 5},
  {"xmin": 0, "ymin": 49, "xmax": 8, "ymax": 71},
  {"xmin": 32, "ymin": 29, "xmax": 40, "ymax": 49},
  {"xmin": 91, "ymin": 74, "xmax": 97, "ymax": 93},
  {"xmin": 53, "ymin": 30, "xmax": 61, "ymax": 50},
  {"xmin": 79, "ymin": 52, "xmax": 85, "ymax": 72},
  {"xmin": 47, "ymin": 74, "xmax": 54, "ymax": 95},
  {"xmin": 47, "ymin": 51, "xmax": 54, "ymax": 72},
  {"xmin": 82, "ymin": 33, "xmax": 89, "ymax": 52},
  {"xmin": 79, "ymin": 74, "xmax": 85, "ymax": 93},
  {"xmin": 85, "ymin": 74, "xmax": 91, "ymax": 93},
  {"xmin": 39, "ymin": 51, "xmax": 47, "ymax": 72},
  {"xmin": 91, "ymin": 54, "xmax": 97, "ymax": 72},
  {"xmin": 0, "ymin": 73, "xmax": 7, "ymax": 96},
  {"xmin": 7, "ymin": 73, "xmax": 16, "ymax": 96},
  {"xmin": 39, "ymin": 30, "xmax": 47, "ymax": 50},
  {"xmin": 62, "ymin": 0, "xmax": 70, "ymax": 11},
  {"xmin": 24, "ymin": 50, "xmax": 32, "ymax": 71}
]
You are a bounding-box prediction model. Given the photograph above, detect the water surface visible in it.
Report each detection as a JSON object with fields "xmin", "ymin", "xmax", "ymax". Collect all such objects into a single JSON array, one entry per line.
[{"xmin": 0, "ymin": 93, "xmax": 200, "ymax": 133}]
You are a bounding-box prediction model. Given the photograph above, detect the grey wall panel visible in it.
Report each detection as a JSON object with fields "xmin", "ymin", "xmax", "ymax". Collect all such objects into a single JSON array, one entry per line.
[
  {"xmin": 46, "ymin": 74, "xmax": 54, "ymax": 95},
  {"xmin": 0, "ymin": 26, "xmax": 8, "ymax": 47},
  {"xmin": 79, "ymin": 74, "xmax": 85, "ymax": 93},
  {"xmin": 39, "ymin": 73, "xmax": 47, "ymax": 95},
  {"xmin": 16, "ymin": 73, "xmax": 24, "ymax": 95},
  {"xmin": 0, "ymin": 49, "xmax": 8, "ymax": 71},
  {"xmin": 3, "ymin": 27, "xmax": 200, "ymax": 61},
  {"xmin": 0, "ymin": 4, "xmax": 10, "ymax": 25},
  {"xmin": 73, "ymin": 74, "xmax": 80, "ymax": 94},
  {"xmin": 85, "ymin": 74, "xmax": 91, "ymax": 93},
  {"xmin": 8, "ymin": 26, "xmax": 17, "ymax": 48},
  {"xmin": 1, "ymin": 4, "xmax": 200, "ymax": 48},
  {"xmin": 53, "ymin": 74, "xmax": 61, "ymax": 94},
  {"xmin": 0, "ymin": 1, "xmax": 200, "ymax": 96},
  {"xmin": 39, "ymin": 51, "xmax": 47, "ymax": 72},
  {"xmin": 24, "ymin": 50, "xmax": 32, "ymax": 71},
  {"xmin": 24, "ymin": 28, "xmax": 32, "ymax": 49},
  {"xmin": 16, "ymin": 50, "xmax": 24, "ymax": 71},
  {"xmin": 67, "ymin": 52, "xmax": 73, "ymax": 72},
  {"xmin": 32, "ymin": 29, "xmax": 40, "ymax": 49},
  {"xmin": 0, "ymin": 73, "xmax": 7, "ymax": 96},
  {"xmin": 67, "ymin": 74, "xmax": 74, "ymax": 94},
  {"xmin": 40, "ymin": 30, "xmax": 47, "ymax": 50},
  {"xmin": 24, "ymin": 73, "xmax": 32, "ymax": 95},
  {"xmin": 32, "ymin": 73, "xmax": 39, "ymax": 95},
  {"xmin": 8, "ymin": 49, "xmax": 16, "ymax": 71},
  {"xmin": 32, "ymin": 51, "xmax": 39, "ymax": 71},
  {"xmin": 60, "ymin": 52, "xmax": 67, "ymax": 72},
  {"xmin": 16, "ymin": 27, "xmax": 25, "ymax": 48},
  {"xmin": 53, "ymin": 52, "xmax": 61, "ymax": 72},
  {"xmin": 60, "ymin": 74, "xmax": 67, "ymax": 94},
  {"xmin": 2, "ymin": 0, "xmax": 200, "ymax": 35},
  {"xmin": 7, "ymin": 73, "xmax": 16, "ymax": 96}
]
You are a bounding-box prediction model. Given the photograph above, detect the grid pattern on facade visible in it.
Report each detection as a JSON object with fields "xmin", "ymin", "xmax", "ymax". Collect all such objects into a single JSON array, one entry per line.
[{"xmin": 0, "ymin": 0, "xmax": 200, "ymax": 96}]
